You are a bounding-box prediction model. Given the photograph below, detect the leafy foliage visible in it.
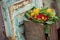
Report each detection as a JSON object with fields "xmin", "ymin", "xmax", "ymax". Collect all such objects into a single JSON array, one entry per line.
[
  {"xmin": 25, "ymin": 7, "xmax": 58, "ymax": 24},
  {"xmin": 24, "ymin": 7, "xmax": 59, "ymax": 36}
]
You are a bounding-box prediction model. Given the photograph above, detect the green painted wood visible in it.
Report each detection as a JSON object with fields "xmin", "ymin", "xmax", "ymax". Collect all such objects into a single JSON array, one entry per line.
[
  {"xmin": 2, "ymin": 0, "xmax": 43, "ymax": 40},
  {"xmin": 2, "ymin": 6, "xmax": 13, "ymax": 37}
]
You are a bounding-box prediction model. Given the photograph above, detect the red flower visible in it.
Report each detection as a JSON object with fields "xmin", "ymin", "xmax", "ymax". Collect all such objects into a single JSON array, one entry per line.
[
  {"xmin": 36, "ymin": 14, "xmax": 49, "ymax": 21},
  {"xmin": 44, "ymin": 16, "xmax": 49, "ymax": 21}
]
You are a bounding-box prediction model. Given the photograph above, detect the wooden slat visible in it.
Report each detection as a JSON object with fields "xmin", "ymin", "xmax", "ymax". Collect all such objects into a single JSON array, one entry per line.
[
  {"xmin": 24, "ymin": 21, "xmax": 46, "ymax": 40},
  {"xmin": 50, "ymin": 23, "xmax": 58, "ymax": 40}
]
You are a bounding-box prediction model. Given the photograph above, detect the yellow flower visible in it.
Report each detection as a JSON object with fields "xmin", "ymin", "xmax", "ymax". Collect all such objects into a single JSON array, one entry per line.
[
  {"xmin": 31, "ymin": 12, "xmax": 35, "ymax": 17},
  {"xmin": 46, "ymin": 8, "xmax": 54, "ymax": 13},
  {"xmin": 46, "ymin": 8, "xmax": 55, "ymax": 17},
  {"xmin": 33, "ymin": 8, "xmax": 40, "ymax": 15},
  {"xmin": 50, "ymin": 13, "xmax": 55, "ymax": 17}
]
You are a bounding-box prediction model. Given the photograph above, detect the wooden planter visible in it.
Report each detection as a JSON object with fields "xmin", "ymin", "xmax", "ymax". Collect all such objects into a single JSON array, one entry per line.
[
  {"xmin": 24, "ymin": 21, "xmax": 46, "ymax": 40},
  {"xmin": 24, "ymin": 21, "xmax": 58, "ymax": 40},
  {"xmin": 50, "ymin": 23, "xmax": 58, "ymax": 40}
]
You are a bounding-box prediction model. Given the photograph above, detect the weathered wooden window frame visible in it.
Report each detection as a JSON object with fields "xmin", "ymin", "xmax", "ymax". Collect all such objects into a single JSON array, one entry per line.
[
  {"xmin": 9, "ymin": 0, "xmax": 34, "ymax": 40},
  {"xmin": 1, "ymin": 0, "xmax": 43, "ymax": 40}
]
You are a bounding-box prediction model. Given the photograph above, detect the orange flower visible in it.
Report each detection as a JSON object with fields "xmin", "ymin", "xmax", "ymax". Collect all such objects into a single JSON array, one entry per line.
[
  {"xmin": 42, "ymin": 16, "xmax": 44, "ymax": 20},
  {"xmin": 31, "ymin": 13, "xmax": 35, "ymax": 17}
]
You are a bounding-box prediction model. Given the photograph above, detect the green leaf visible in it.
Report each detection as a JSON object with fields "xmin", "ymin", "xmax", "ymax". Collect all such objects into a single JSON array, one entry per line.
[
  {"xmin": 44, "ymin": 25, "xmax": 50, "ymax": 36},
  {"xmin": 46, "ymin": 21, "xmax": 54, "ymax": 24},
  {"xmin": 37, "ymin": 19, "xmax": 41, "ymax": 23},
  {"xmin": 31, "ymin": 6, "xmax": 36, "ymax": 10},
  {"xmin": 41, "ymin": 7, "xmax": 48, "ymax": 11},
  {"xmin": 24, "ymin": 17, "xmax": 29, "ymax": 21},
  {"xmin": 27, "ymin": 10, "xmax": 31, "ymax": 14},
  {"xmin": 53, "ymin": 16, "xmax": 59, "ymax": 22},
  {"xmin": 25, "ymin": 13, "xmax": 30, "ymax": 19},
  {"xmin": 54, "ymin": 16, "xmax": 59, "ymax": 20}
]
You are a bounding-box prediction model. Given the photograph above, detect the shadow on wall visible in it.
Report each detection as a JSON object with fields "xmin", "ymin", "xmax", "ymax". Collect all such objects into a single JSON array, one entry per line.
[{"xmin": 57, "ymin": 29, "xmax": 60, "ymax": 40}]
